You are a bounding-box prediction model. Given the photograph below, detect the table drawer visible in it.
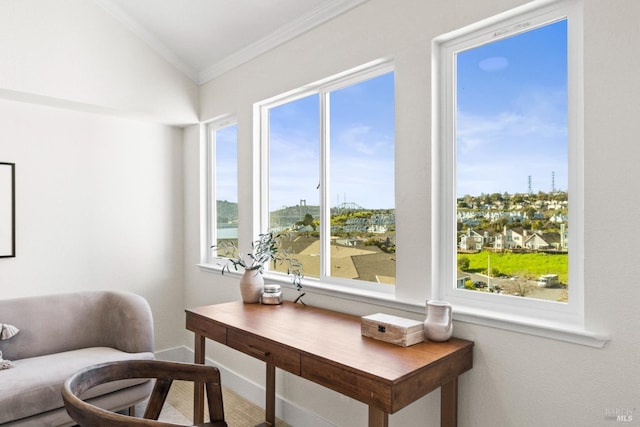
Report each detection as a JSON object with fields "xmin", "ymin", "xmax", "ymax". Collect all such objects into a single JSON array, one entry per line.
[
  {"xmin": 187, "ymin": 314, "xmax": 227, "ymax": 344},
  {"xmin": 228, "ymin": 329, "xmax": 301, "ymax": 375},
  {"xmin": 301, "ymin": 355, "xmax": 391, "ymax": 412}
]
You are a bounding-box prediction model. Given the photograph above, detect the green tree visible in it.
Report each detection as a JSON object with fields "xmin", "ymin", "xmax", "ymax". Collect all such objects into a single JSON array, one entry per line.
[
  {"xmin": 464, "ymin": 279, "xmax": 475, "ymax": 290},
  {"xmin": 458, "ymin": 256, "xmax": 470, "ymax": 271},
  {"xmin": 296, "ymin": 213, "xmax": 317, "ymax": 230}
]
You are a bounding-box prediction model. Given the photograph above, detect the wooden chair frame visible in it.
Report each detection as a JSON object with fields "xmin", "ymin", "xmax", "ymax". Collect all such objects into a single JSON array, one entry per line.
[{"xmin": 62, "ymin": 359, "xmax": 226, "ymax": 427}]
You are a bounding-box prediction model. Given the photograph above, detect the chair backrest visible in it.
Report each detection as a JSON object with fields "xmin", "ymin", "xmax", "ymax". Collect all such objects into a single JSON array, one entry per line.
[
  {"xmin": 62, "ymin": 359, "xmax": 227, "ymax": 427},
  {"xmin": 0, "ymin": 291, "xmax": 154, "ymax": 360}
]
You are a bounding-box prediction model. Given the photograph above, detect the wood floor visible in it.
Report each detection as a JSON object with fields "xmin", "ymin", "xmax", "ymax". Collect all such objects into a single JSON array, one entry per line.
[{"xmin": 166, "ymin": 380, "xmax": 291, "ymax": 427}]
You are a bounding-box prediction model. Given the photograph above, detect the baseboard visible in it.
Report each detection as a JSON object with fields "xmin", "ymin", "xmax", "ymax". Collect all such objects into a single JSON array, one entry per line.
[
  {"xmin": 155, "ymin": 346, "xmax": 335, "ymax": 427},
  {"xmin": 155, "ymin": 346, "xmax": 192, "ymax": 363}
]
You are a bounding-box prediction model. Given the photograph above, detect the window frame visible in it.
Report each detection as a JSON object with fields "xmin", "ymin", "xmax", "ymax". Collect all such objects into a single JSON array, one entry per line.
[
  {"xmin": 257, "ymin": 60, "xmax": 396, "ymax": 295},
  {"xmin": 197, "ymin": 1, "xmax": 605, "ymax": 346},
  {"xmin": 205, "ymin": 116, "xmax": 238, "ymax": 265},
  {"xmin": 432, "ymin": 0, "xmax": 587, "ymax": 331}
]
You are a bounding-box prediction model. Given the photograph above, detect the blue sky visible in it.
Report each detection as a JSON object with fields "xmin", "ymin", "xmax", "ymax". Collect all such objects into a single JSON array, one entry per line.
[
  {"xmin": 220, "ymin": 19, "xmax": 568, "ymax": 211},
  {"xmin": 269, "ymin": 72, "xmax": 395, "ymax": 211},
  {"xmin": 214, "ymin": 123, "xmax": 238, "ymax": 203},
  {"xmin": 456, "ymin": 19, "xmax": 568, "ymax": 197}
]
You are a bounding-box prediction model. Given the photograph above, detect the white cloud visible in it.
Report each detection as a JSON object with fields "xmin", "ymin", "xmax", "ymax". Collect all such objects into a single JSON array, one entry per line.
[
  {"xmin": 268, "ymin": 123, "xmax": 395, "ymax": 210},
  {"xmin": 456, "ymin": 88, "xmax": 568, "ymax": 195},
  {"xmin": 478, "ymin": 56, "xmax": 509, "ymax": 72}
]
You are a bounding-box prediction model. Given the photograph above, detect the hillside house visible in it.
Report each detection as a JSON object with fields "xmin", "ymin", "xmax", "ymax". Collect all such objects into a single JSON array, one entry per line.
[
  {"xmin": 459, "ymin": 227, "xmax": 494, "ymax": 250},
  {"xmin": 524, "ymin": 232, "xmax": 561, "ymax": 250}
]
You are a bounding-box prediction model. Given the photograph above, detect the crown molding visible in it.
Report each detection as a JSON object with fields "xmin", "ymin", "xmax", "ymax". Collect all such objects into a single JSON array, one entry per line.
[
  {"xmin": 92, "ymin": 0, "xmax": 200, "ymax": 83},
  {"xmin": 197, "ymin": 0, "xmax": 369, "ymax": 84}
]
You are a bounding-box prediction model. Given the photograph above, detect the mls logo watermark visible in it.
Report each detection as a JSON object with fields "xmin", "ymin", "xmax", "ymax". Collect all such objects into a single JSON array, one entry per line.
[{"xmin": 605, "ymin": 408, "xmax": 635, "ymax": 422}]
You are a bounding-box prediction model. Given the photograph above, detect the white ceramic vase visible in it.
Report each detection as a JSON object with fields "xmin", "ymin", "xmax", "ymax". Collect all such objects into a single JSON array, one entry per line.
[
  {"xmin": 240, "ymin": 269, "xmax": 264, "ymax": 303},
  {"xmin": 424, "ymin": 300, "xmax": 453, "ymax": 342}
]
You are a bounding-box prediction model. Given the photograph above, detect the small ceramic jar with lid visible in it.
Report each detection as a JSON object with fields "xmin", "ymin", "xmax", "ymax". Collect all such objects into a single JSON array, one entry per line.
[{"xmin": 261, "ymin": 284, "xmax": 282, "ymax": 305}]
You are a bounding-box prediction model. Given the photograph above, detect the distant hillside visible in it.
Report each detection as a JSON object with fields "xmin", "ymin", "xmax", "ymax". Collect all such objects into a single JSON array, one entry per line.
[
  {"xmin": 235, "ymin": 202, "xmax": 395, "ymax": 229},
  {"xmin": 216, "ymin": 200, "xmax": 238, "ymax": 225}
]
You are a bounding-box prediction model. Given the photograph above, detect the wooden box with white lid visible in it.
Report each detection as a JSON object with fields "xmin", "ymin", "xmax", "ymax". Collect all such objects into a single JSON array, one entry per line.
[{"xmin": 361, "ymin": 313, "xmax": 424, "ymax": 347}]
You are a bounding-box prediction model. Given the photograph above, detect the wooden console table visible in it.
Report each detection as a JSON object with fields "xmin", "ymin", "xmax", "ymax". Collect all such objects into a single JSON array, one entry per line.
[{"xmin": 186, "ymin": 301, "xmax": 473, "ymax": 427}]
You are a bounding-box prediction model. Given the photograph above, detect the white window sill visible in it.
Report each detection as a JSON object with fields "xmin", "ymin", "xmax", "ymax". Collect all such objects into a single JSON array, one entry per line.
[
  {"xmin": 451, "ymin": 305, "xmax": 608, "ymax": 348},
  {"xmin": 197, "ymin": 262, "xmax": 422, "ymax": 312},
  {"xmin": 197, "ymin": 263, "xmax": 609, "ymax": 348}
]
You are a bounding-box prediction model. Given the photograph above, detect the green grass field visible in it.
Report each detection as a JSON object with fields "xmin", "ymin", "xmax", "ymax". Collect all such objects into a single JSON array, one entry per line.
[{"xmin": 458, "ymin": 251, "xmax": 568, "ymax": 284}]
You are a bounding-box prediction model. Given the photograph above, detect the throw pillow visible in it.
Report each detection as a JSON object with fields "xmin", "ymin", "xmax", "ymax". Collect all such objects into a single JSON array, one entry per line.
[
  {"xmin": 0, "ymin": 323, "xmax": 19, "ymax": 370},
  {"xmin": 0, "ymin": 323, "xmax": 19, "ymax": 340}
]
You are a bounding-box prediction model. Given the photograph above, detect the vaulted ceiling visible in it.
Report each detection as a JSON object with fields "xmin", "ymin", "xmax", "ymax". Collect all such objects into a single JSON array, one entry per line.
[{"xmin": 94, "ymin": 0, "xmax": 368, "ymax": 84}]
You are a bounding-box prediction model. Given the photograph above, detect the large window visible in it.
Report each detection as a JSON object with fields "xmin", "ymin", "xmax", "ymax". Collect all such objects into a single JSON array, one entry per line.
[
  {"xmin": 260, "ymin": 63, "xmax": 395, "ymax": 290},
  {"xmin": 207, "ymin": 119, "xmax": 238, "ymax": 260},
  {"xmin": 434, "ymin": 0, "xmax": 583, "ymax": 326}
]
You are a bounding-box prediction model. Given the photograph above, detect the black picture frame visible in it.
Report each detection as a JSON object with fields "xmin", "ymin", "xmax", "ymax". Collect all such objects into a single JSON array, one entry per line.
[{"xmin": 0, "ymin": 162, "xmax": 15, "ymax": 258}]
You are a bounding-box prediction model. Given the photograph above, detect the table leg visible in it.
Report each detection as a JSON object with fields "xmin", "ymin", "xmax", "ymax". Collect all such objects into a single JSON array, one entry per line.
[
  {"xmin": 440, "ymin": 377, "xmax": 458, "ymax": 427},
  {"xmin": 255, "ymin": 363, "xmax": 276, "ymax": 427},
  {"xmin": 368, "ymin": 406, "xmax": 389, "ymax": 427},
  {"xmin": 194, "ymin": 333, "xmax": 206, "ymax": 425}
]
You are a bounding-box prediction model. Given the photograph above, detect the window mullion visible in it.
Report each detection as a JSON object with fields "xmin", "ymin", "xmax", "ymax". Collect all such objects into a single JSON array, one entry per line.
[
  {"xmin": 320, "ymin": 90, "xmax": 330, "ymax": 279},
  {"xmin": 260, "ymin": 106, "xmax": 270, "ymax": 237},
  {"xmin": 206, "ymin": 126, "xmax": 215, "ymax": 262}
]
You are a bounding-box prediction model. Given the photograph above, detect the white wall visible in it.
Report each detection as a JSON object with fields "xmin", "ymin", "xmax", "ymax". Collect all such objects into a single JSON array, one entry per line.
[
  {"xmin": 0, "ymin": 0, "xmax": 198, "ymax": 126},
  {"xmin": 187, "ymin": 0, "xmax": 640, "ymax": 426},
  {"xmin": 0, "ymin": 0, "xmax": 197, "ymax": 351},
  {"xmin": 0, "ymin": 100, "xmax": 186, "ymax": 350}
]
